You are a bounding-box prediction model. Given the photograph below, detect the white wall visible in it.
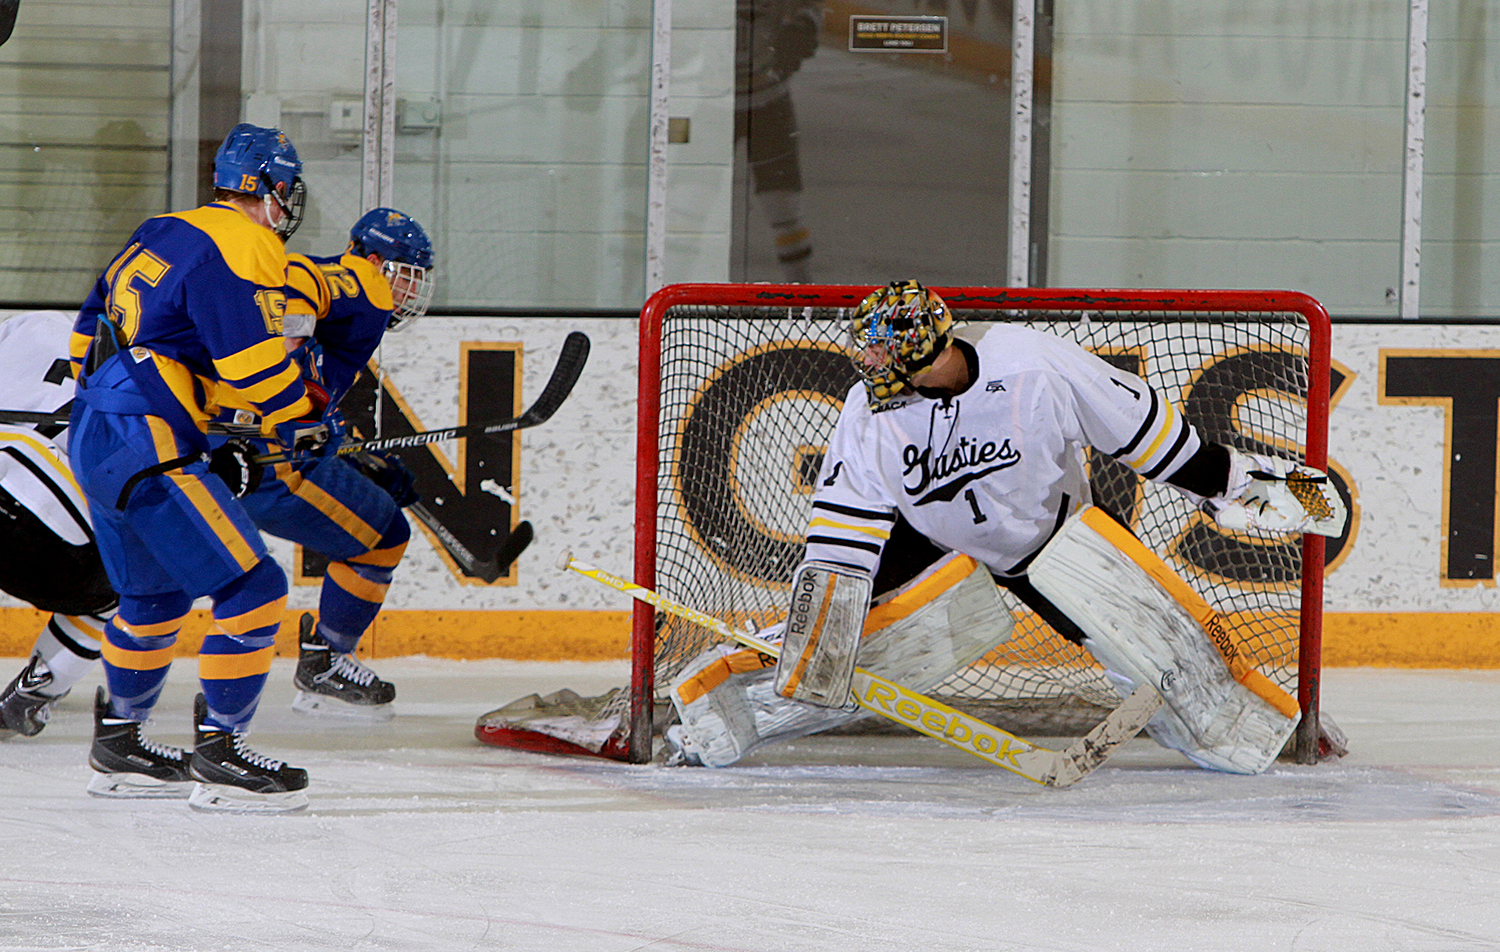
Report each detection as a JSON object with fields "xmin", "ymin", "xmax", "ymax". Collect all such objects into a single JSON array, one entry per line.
[
  {"xmin": 251, "ymin": 0, "xmax": 733, "ymax": 309},
  {"xmin": 1050, "ymin": 1, "xmax": 1409, "ymax": 316}
]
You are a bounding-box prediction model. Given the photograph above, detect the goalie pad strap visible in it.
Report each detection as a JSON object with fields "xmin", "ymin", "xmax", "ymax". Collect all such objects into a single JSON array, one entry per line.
[{"xmin": 1080, "ymin": 508, "xmax": 1299, "ymax": 719}]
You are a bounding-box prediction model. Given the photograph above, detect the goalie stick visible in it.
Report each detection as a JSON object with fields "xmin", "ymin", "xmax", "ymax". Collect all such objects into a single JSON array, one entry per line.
[{"xmin": 560, "ymin": 553, "xmax": 1163, "ymax": 787}]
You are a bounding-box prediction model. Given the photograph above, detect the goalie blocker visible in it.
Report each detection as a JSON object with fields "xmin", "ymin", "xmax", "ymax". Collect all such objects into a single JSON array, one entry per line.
[
  {"xmin": 773, "ymin": 561, "xmax": 872, "ymax": 709},
  {"xmin": 1029, "ymin": 506, "xmax": 1301, "ymax": 774}
]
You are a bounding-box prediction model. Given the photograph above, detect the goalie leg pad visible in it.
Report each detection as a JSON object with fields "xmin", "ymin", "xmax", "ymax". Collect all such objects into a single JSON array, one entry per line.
[
  {"xmin": 1029, "ymin": 507, "xmax": 1300, "ymax": 775},
  {"xmin": 671, "ymin": 552, "xmax": 1014, "ymax": 766},
  {"xmin": 774, "ymin": 561, "xmax": 872, "ymax": 708}
]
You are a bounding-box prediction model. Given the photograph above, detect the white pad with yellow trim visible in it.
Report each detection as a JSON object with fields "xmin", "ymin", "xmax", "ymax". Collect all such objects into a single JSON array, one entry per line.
[
  {"xmin": 774, "ymin": 561, "xmax": 872, "ymax": 709},
  {"xmin": 669, "ymin": 552, "xmax": 1014, "ymax": 767},
  {"xmin": 1028, "ymin": 507, "xmax": 1300, "ymax": 775}
]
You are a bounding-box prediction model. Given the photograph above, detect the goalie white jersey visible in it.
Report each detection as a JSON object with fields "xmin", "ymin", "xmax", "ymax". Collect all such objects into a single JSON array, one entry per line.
[
  {"xmin": 0, "ymin": 310, "xmax": 76, "ymax": 424},
  {"xmin": 807, "ymin": 323, "xmax": 1203, "ymax": 578}
]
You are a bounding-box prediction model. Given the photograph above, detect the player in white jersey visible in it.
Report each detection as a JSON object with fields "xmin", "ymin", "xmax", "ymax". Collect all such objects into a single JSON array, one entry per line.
[
  {"xmin": 0, "ymin": 311, "xmax": 117, "ymax": 737},
  {"xmin": 665, "ymin": 281, "xmax": 1345, "ymax": 770}
]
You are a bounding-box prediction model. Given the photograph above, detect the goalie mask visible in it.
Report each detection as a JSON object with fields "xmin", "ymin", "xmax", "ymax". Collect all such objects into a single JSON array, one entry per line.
[
  {"xmin": 212, "ymin": 123, "xmax": 306, "ymax": 239},
  {"xmin": 349, "ymin": 207, "xmax": 437, "ymax": 331},
  {"xmin": 849, "ymin": 280, "xmax": 954, "ymax": 407}
]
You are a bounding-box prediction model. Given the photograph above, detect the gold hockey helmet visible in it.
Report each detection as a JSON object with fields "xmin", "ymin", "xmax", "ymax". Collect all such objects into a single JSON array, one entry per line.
[{"xmin": 848, "ymin": 280, "xmax": 954, "ymax": 407}]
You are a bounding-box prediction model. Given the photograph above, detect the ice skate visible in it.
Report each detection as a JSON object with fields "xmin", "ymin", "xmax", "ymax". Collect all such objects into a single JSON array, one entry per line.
[
  {"xmin": 86, "ymin": 686, "xmax": 193, "ymax": 799},
  {"xmin": 291, "ymin": 614, "xmax": 395, "ymax": 721},
  {"xmin": 661, "ymin": 724, "xmax": 703, "ymax": 767},
  {"xmin": 1, "ymin": 655, "xmax": 62, "ymax": 737},
  {"xmin": 188, "ymin": 693, "xmax": 309, "ymax": 814}
]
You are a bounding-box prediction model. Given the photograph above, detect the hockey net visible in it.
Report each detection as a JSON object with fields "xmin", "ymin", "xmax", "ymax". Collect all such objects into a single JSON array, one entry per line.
[{"xmin": 478, "ymin": 284, "xmax": 1334, "ymax": 765}]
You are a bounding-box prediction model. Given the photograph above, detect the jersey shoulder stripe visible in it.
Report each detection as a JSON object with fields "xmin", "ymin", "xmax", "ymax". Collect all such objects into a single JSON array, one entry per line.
[
  {"xmin": 340, "ymin": 252, "xmax": 394, "ymax": 311},
  {"xmin": 168, "ymin": 203, "xmax": 287, "ymax": 287},
  {"xmin": 286, "ymin": 252, "xmax": 332, "ymax": 320}
]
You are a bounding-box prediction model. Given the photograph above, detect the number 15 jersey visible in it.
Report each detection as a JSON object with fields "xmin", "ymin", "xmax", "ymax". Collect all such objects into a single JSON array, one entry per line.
[{"xmin": 70, "ymin": 202, "xmax": 311, "ymax": 439}]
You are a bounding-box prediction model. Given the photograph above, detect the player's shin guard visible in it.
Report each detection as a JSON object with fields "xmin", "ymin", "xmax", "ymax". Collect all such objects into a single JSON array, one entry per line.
[
  {"xmin": 100, "ymin": 596, "xmax": 192, "ymax": 720},
  {"xmin": 1, "ymin": 612, "xmax": 110, "ymax": 736},
  {"xmin": 35, "ymin": 612, "xmax": 109, "ymax": 696},
  {"xmin": 669, "ymin": 553, "xmax": 1013, "ymax": 767},
  {"xmin": 198, "ymin": 558, "xmax": 286, "ymax": 732},
  {"xmin": 317, "ymin": 518, "xmax": 408, "ymax": 653}
]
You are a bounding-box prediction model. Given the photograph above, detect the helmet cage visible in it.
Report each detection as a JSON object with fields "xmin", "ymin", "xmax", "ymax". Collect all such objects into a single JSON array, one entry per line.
[
  {"xmin": 382, "ymin": 260, "xmax": 436, "ymax": 331},
  {"xmin": 266, "ymin": 174, "xmax": 306, "ymax": 238},
  {"xmin": 848, "ymin": 281, "xmax": 953, "ymax": 407}
]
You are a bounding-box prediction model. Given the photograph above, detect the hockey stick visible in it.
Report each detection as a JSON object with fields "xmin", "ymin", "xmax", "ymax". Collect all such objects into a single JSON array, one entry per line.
[
  {"xmin": 0, "ymin": 1, "xmax": 18, "ymax": 48},
  {"xmin": 411, "ymin": 502, "xmax": 532, "ymax": 583},
  {"xmin": 560, "ymin": 553, "xmax": 1163, "ymax": 787},
  {"xmin": 0, "ymin": 409, "xmax": 68, "ymax": 428},
  {"xmin": 254, "ymin": 331, "xmax": 591, "ymax": 465}
]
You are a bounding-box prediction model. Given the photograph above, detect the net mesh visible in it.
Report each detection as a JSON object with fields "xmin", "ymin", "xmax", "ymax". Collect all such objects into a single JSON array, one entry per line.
[{"xmin": 649, "ymin": 304, "xmax": 1311, "ymax": 736}]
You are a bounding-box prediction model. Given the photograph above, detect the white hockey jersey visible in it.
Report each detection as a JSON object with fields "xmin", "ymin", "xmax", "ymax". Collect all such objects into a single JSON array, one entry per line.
[
  {"xmin": 0, "ymin": 311, "xmax": 90, "ymax": 545},
  {"xmin": 805, "ymin": 323, "xmax": 1203, "ymax": 578}
]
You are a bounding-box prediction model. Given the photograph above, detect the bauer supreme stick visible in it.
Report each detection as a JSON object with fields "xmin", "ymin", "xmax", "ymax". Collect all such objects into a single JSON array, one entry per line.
[
  {"xmin": 411, "ymin": 504, "xmax": 533, "ymax": 583},
  {"xmin": 254, "ymin": 331, "xmax": 591, "ymax": 466},
  {"xmin": 561, "ymin": 553, "xmax": 1163, "ymax": 787}
]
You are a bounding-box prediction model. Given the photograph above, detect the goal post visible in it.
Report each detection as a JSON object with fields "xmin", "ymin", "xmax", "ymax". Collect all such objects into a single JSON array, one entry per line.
[{"xmin": 480, "ymin": 283, "xmax": 1334, "ymax": 768}]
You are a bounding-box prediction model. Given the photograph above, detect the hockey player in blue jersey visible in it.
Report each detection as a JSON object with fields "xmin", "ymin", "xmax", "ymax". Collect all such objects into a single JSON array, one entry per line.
[
  {"xmin": 66, "ymin": 123, "xmax": 318, "ymax": 813},
  {"xmin": 212, "ymin": 207, "xmax": 436, "ymax": 720}
]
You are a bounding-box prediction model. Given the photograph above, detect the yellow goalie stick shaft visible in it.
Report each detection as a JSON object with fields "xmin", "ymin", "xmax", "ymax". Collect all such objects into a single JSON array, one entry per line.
[{"xmin": 561, "ymin": 553, "xmax": 1164, "ymax": 787}]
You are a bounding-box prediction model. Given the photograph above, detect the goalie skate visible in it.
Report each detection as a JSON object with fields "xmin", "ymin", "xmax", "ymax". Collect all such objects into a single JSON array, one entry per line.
[{"xmin": 291, "ymin": 614, "xmax": 395, "ymax": 721}]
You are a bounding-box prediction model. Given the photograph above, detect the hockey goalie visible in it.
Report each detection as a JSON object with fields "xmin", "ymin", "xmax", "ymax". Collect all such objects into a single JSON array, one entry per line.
[{"xmin": 664, "ymin": 280, "xmax": 1348, "ymax": 773}]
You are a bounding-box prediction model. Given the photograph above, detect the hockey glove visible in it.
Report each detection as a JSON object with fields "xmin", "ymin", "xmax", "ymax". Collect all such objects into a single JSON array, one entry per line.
[
  {"xmin": 274, "ymin": 418, "xmax": 332, "ymax": 457},
  {"xmin": 272, "ymin": 381, "xmax": 345, "ymax": 459},
  {"xmin": 1207, "ymin": 451, "xmax": 1348, "ymax": 537},
  {"xmin": 208, "ymin": 438, "xmax": 265, "ymax": 498},
  {"xmin": 354, "ymin": 449, "xmax": 420, "ymax": 508}
]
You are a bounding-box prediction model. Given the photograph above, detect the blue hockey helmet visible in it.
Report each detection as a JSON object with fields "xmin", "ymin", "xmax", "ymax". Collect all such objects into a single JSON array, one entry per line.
[
  {"xmin": 349, "ymin": 207, "xmax": 437, "ymax": 329},
  {"xmin": 212, "ymin": 123, "xmax": 306, "ymax": 237}
]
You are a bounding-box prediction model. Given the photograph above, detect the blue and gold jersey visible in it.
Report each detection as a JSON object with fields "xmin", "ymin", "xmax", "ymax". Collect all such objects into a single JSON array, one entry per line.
[
  {"xmin": 72, "ymin": 202, "xmax": 312, "ymax": 434},
  {"xmin": 285, "ymin": 251, "xmax": 393, "ymax": 405}
]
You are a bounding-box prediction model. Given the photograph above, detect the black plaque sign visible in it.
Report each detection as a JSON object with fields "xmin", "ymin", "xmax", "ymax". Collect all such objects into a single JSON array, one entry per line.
[{"xmin": 848, "ymin": 15, "xmax": 948, "ymax": 53}]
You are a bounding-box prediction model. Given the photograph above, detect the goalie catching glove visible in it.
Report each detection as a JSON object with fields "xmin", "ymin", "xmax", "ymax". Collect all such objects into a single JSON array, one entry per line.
[{"xmin": 1207, "ymin": 450, "xmax": 1347, "ymax": 537}]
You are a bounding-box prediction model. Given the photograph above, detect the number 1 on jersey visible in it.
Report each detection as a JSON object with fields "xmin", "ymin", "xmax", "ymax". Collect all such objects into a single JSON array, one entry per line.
[{"xmin": 964, "ymin": 487, "xmax": 988, "ymax": 524}]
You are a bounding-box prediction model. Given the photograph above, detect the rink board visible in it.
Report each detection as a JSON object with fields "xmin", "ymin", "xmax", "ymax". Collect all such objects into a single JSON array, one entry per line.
[{"xmin": 0, "ymin": 312, "xmax": 1497, "ymax": 666}]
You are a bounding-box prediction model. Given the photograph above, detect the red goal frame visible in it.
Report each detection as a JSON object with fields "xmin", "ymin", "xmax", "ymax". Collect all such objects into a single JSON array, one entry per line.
[{"xmin": 630, "ymin": 283, "xmax": 1332, "ymax": 765}]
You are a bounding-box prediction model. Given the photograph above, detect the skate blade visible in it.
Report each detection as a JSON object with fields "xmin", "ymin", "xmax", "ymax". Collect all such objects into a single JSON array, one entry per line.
[
  {"xmin": 291, "ymin": 690, "xmax": 395, "ymax": 722},
  {"xmin": 87, "ymin": 771, "xmax": 193, "ymax": 800},
  {"xmin": 188, "ymin": 782, "xmax": 309, "ymax": 815}
]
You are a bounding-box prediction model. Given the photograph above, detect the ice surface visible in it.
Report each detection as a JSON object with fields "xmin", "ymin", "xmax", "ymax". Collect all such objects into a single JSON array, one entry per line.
[{"xmin": 3, "ymin": 660, "xmax": 1499, "ymax": 951}]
